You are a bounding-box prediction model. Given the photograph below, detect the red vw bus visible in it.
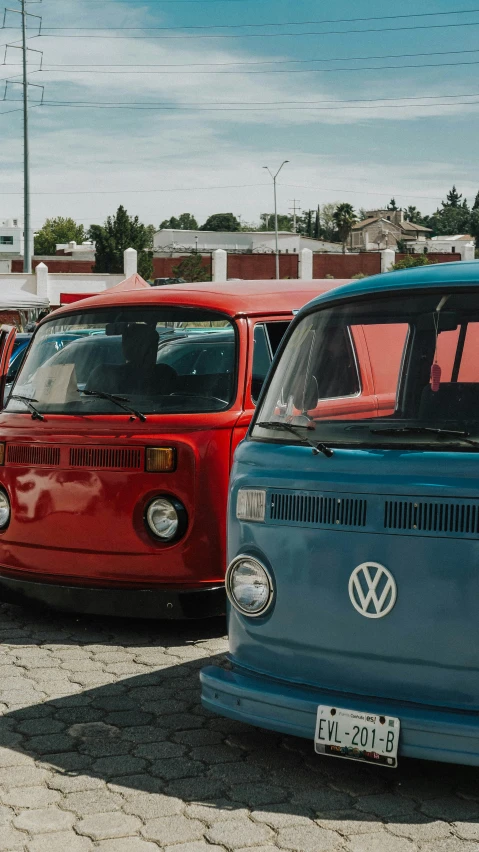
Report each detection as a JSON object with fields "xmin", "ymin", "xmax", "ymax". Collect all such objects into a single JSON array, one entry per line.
[{"xmin": 0, "ymin": 277, "xmax": 344, "ymax": 619}]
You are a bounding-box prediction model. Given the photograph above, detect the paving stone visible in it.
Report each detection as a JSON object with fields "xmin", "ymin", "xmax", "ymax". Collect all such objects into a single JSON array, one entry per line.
[
  {"xmin": 251, "ymin": 806, "xmax": 313, "ymax": 829},
  {"xmin": 229, "ymin": 782, "xmax": 289, "ymax": 806},
  {"xmin": 14, "ymin": 806, "xmax": 75, "ymax": 833},
  {"xmin": 277, "ymin": 824, "xmax": 343, "ymax": 852},
  {"xmin": 185, "ymin": 801, "xmax": 249, "ymax": 824},
  {"xmin": 123, "ymin": 792, "xmax": 184, "ymax": 819},
  {"xmin": 2, "ymin": 787, "xmax": 61, "ymax": 808},
  {"xmin": 133, "ymin": 741, "xmax": 186, "ymax": 760},
  {"xmin": 76, "ymin": 812, "xmax": 142, "ymax": 840},
  {"xmin": 46, "ymin": 774, "xmax": 105, "ymax": 794},
  {"xmin": 346, "ymin": 831, "xmax": 416, "ymax": 852},
  {"xmin": 421, "ymin": 796, "xmax": 479, "ymax": 822},
  {"xmin": 292, "ymin": 788, "xmax": 353, "ymax": 813},
  {"xmin": 91, "ymin": 755, "xmax": 147, "ymax": 776},
  {"xmin": 165, "ymin": 844, "xmax": 225, "ymax": 852},
  {"xmin": 95, "ymin": 840, "xmax": 159, "ymax": 852},
  {"xmin": 107, "ymin": 775, "xmax": 165, "ymax": 797},
  {"xmin": 27, "ymin": 833, "xmax": 93, "ymax": 852},
  {"xmin": 355, "ymin": 792, "xmax": 417, "ymax": 818},
  {"xmin": 206, "ymin": 818, "xmax": 273, "ymax": 848},
  {"xmin": 0, "ymin": 748, "xmax": 32, "ymax": 768},
  {"xmin": 0, "ymin": 766, "xmax": 51, "ymax": 788},
  {"xmin": 142, "ymin": 815, "xmax": 205, "ymax": 844},
  {"xmin": 452, "ymin": 821, "xmax": 479, "ymax": 840},
  {"xmin": 150, "ymin": 757, "xmax": 204, "ymax": 781},
  {"xmin": 316, "ymin": 811, "xmax": 383, "ymax": 836},
  {"xmin": 0, "ymin": 822, "xmax": 29, "ymax": 850},
  {"xmin": 63, "ymin": 789, "xmax": 124, "ymax": 815},
  {"xmin": 387, "ymin": 816, "xmax": 452, "ymax": 842},
  {"xmin": 422, "ymin": 841, "xmax": 479, "ymax": 852}
]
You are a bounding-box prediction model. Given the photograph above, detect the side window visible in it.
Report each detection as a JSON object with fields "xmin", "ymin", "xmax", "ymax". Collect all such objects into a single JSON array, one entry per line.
[
  {"xmin": 264, "ymin": 321, "xmax": 289, "ymax": 355},
  {"xmin": 458, "ymin": 323, "xmax": 479, "ymax": 381},
  {"xmin": 314, "ymin": 327, "xmax": 360, "ymax": 399},
  {"xmin": 361, "ymin": 323, "xmax": 409, "ymax": 397},
  {"xmin": 251, "ymin": 325, "xmax": 272, "ymax": 403}
]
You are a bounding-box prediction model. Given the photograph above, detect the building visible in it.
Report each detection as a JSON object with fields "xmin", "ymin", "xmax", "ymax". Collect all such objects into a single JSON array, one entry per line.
[
  {"xmin": 350, "ymin": 209, "xmax": 432, "ymax": 251},
  {"xmin": 55, "ymin": 240, "xmax": 96, "ymax": 260},
  {"xmin": 416, "ymin": 234, "xmax": 475, "ymax": 259},
  {"xmin": 0, "ymin": 218, "xmax": 34, "ymax": 271},
  {"xmin": 153, "ymin": 229, "xmax": 343, "ymax": 256}
]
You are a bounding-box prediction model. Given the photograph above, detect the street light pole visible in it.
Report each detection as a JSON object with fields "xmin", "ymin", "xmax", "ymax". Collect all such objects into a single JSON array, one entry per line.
[
  {"xmin": 263, "ymin": 160, "xmax": 289, "ymax": 279},
  {"xmin": 21, "ymin": 0, "xmax": 31, "ymax": 273}
]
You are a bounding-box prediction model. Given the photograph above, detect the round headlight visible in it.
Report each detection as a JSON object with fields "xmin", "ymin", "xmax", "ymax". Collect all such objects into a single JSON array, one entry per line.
[
  {"xmin": 146, "ymin": 497, "xmax": 180, "ymax": 541},
  {"xmin": 226, "ymin": 556, "xmax": 273, "ymax": 617},
  {"xmin": 0, "ymin": 490, "xmax": 10, "ymax": 529}
]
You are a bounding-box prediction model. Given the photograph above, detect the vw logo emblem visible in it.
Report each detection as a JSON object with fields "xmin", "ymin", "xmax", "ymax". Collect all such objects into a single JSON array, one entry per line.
[{"xmin": 349, "ymin": 562, "xmax": 397, "ymax": 619}]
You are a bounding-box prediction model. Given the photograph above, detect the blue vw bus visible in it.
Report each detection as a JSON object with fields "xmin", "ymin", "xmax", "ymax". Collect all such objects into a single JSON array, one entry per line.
[{"xmin": 201, "ymin": 261, "xmax": 479, "ymax": 767}]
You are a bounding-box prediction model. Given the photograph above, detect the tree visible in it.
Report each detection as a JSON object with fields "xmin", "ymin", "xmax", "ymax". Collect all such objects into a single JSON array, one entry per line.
[
  {"xmin": 387, "ymin": 198, "xmax": 399, "ymax": 211},
  {"xmin": 445, "ymin": 186, "xmax": 462, "ymax": 208},
  {"xmin": 200, "ymin": 213, "xmax": 241, "ymax": 232},
  {"xmin": 160, "ymin": 213, "xmax": 198, "ymax": 230},
  {"xmin": 473, "ymin": 191, "xmax": 479, "ymax": 211},
  {"xmin": 314, "ymin": 206, "xmax": 320, "ymax": 239},
  {"xmin": 332, "ymin": 203, "xmax": 357, "ymax": 253},
  {"xmin": 90, "ymin": 206, "xmax": 153, "ymax": 279},
  {"xmin": 259, "ymin": 213, "xmax": 293, "ymax": 232},
  {"xmin": 172, "ymin": 254, "xmax": 210, "ymax": 282},
  {"xmin": 34, "ymin": 217, "xmax": 85, "ymax": 255},
  {"xmin": 404, "ymin": 205, "xmax": 422, "ymax": 224},
  {"xmin": 390, "ymin": 254, "xmax": 435, "ymax": 271},
  {"xmin": 320, "ymin": 203, "xmax": 340, "ymax": 241}
]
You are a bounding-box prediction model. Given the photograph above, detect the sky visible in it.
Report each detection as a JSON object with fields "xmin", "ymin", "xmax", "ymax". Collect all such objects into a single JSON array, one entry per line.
[{"xmin": 1, "ymin": 0, "xmax": 479, "ymax": 232}]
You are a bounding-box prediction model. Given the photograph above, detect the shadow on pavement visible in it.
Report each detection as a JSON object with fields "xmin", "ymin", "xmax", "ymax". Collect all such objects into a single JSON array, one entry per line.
[{"xmin": 1, "ymin": 601, "xmax": 479, "ymax": 828}]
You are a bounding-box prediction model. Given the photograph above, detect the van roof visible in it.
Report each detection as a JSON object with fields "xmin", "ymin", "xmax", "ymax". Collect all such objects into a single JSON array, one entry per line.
[
  {"xmin": 303, "ymin": 260, "xmax": 479, "ymax": 313},
  {"xmin": 51, "ymin": 279, "xmax": 348, "ymax": 320}
]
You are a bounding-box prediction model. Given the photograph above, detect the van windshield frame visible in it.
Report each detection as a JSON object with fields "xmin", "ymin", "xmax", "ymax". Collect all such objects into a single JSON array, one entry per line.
[
  {"xmin": 251, "ymin": 288, "xmax": 479, "ymax": 451},
  {"xmin": 6, "ymin": 306, "xmax": 238, "ymax": 417}
]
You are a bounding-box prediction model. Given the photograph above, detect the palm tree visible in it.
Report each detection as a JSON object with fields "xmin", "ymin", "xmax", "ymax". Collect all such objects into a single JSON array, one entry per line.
[{"xmin": 333, "ymin": 203, "xmax": 357, "ymax": 253}]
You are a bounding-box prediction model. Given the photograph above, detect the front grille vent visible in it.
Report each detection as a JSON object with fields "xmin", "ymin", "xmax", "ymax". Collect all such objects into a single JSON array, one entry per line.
[
  {"xmin": 270, "ymin": 492, "xmax": 367, "ymax": 528},
  {"xmin": 6, "ymin": 444, "xmax": 60, "ymax": 466},
  {"xmin": 69, "ymin": 447, "xmax": 142, "ymax": 470},
  {"xmin": 384, "ymin": 500, "xmax": 479, "ymax": 535}
]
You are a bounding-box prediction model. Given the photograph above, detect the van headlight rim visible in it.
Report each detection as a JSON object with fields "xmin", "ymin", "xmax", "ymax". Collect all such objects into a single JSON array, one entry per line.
[
  {"xmin": 145, "ymin": 495, "xmax": 185, "ymax": 541},
  {"xmin": 226, "ymin": 554, "xmax": 274, "ymax": 618},
  {"xmin": 0, "ymin": 489, "xmax": 10, "ymax": 529}
]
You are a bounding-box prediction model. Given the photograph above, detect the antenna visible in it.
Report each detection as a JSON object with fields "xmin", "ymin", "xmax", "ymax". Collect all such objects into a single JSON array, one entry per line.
[{"xmin": 2, "ymin": 0, "xmax": 43, "ymax": 273}]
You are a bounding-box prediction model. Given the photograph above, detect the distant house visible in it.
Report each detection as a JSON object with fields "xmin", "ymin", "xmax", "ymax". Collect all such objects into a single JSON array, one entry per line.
[
  {"xmin": 0, "ymin": 218, "xmax": 33, "ymax": 270},
  {"xmin": 350, "ymin": 209, "xmax": 431, "ymax": 251}
]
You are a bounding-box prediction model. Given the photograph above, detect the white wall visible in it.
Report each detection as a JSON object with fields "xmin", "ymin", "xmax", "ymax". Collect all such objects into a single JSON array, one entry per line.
[{"xmin": 154, "ymin": 228, "xmax": 339, "ymax": 255}]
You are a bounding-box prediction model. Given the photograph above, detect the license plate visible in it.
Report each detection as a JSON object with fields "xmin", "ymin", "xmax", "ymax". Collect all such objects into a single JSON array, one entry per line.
[{"xmin": 314, "ymin": 705, "xmax": 400, "ymax": 768}]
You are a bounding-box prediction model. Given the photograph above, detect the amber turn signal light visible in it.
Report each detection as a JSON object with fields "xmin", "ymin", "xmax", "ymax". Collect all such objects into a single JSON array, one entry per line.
[
  {"xmin": 146, "ymin": 447, "xmax": 176, "ymax": 473},
  {"xmin": 0, "ymin": 443, "xmax": 5, "ymax": 465}
]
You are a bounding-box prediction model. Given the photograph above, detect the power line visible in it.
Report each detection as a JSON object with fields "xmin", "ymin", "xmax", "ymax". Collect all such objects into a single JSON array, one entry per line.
[
  {"xmin": 25, "ymin": 21, "xmax": 479, "ymax": 39},
  {"xmin": 4, "ymin": 47, "xmax": 479, "ymax": 69},
  {"xmin": 7, "ymin": 7, "xmax": 479, "ymax": 30}
]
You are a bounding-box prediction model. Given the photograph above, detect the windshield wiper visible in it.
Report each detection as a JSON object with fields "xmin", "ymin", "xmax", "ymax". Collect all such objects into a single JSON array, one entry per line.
[
  {"xmin": 256, "ymin": 420, "xmax": 333, "ymax": 457},
  {"xmin": 81, "ymin": 390, "xmax": 147, "ymax": 422},
  {"xmin": 370, "ymin": 426, "xmax": 479, "ymax": 448},
  {"xmin": 9, "ymin": 395, "xmax": 45, "ymax": 421}
]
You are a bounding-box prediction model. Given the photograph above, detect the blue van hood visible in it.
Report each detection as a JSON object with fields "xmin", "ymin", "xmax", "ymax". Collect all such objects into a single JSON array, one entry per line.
[{"xmin": 228, "ymin": 441, "xmax": 479, "ymax": 711}]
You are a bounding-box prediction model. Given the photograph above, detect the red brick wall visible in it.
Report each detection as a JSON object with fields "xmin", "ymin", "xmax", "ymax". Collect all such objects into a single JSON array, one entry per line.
[
  {"xmin": 12, "ymin": 258, "xmax": 95, "ymax": 273},
  {"xmin": 313, "ymin": 253, "xmax": 381, "ymax": 278},
  {"xmin": 396, "ymin": 253, "xmax": 460, "ymax": 264},
  {"xmin": 226, "ymin": 254, "xmax": 299, "ymax": 280},
  {"xmin": 152, "ymin": 255, "xmax": 212, "ymax": 279}
]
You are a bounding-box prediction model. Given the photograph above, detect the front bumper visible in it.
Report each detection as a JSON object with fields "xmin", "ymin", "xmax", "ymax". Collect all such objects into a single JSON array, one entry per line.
[
  {"xmin": 0, "ymin": 572, "xmax": 225, "ymax": 619},
  {"xmin": 201, "ymin": 664, "xmax": 479, "ymax": 766}
]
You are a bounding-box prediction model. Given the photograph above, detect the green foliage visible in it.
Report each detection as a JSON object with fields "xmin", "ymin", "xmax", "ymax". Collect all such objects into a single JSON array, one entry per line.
[
  {"xmin": 259, "ymin": 213, "xmax": 293, "ymax": 231},
  {"xmin": 445, "ymin": 185, "xmax": 462, "ymax": 208},
  {"xmin": 351, "ymin": 272, "xmax": 367, "ymax": 279},
  {"xmin": 404, "ymin": 206, "xmax": 423, "ymax": 224},
  {"xmin": 473, "ymin": 192, "xmax": 479, "ymax": 211},
  {"xmin": 34, "ymin": 217, "xmax": 85, "ymax": 255},
  {"xmin": 200, "ymin": 213, "xmax": 241, "ymax": 232},
  {"xmin": 160, "ymin": 213, "xmax": 198, "ymax": 230},
  {"xmin": 90, "ymin": 206, "xmax": 153, "ymax": 279},
  {"xmin": 332, "ymin": 203, "xmax": 357, "ymax": 252},
  {"xmin": 314, "ymin": 206, "xmax": 320, "ymax": 239},
  {"xmin": 172, "ymin": 254, "xmax": 210, "ymax": 282},
  {"xmin": 390, "ymin": 254, "xmax": 434, "ymax": 271},
  {"xmin": 387, "ymin": 198, "xmax": 399, "ymax": 211}
]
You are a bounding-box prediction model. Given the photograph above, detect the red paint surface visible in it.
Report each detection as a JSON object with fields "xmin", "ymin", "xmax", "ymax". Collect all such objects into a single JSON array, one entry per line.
[
  {"xmin": 313, "ymin": 254, "xmax": 381, "ymax": 278},
  {"xmin": 12, "ymin": 258, "xmax": 95, "ymax": 273},
  {"xmin": 153, "ymin": 256, "xmax": 212, "ymax": 278}
]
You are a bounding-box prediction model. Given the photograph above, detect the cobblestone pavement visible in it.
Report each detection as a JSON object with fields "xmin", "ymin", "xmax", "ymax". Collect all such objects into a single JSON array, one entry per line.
[{"xmin": 1, "ymin": 602, "xmax": 479, "ymax": 852}]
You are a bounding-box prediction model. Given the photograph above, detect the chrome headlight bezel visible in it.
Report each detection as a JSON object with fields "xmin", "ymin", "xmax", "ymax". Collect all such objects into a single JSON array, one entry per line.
[
  {"xmin": 0, "ymin": 489, "xmax": 10, "ymax": 530},
  {"xmin": 226, "ymin": 554, "xmax": 274, "ymax": 618},
  {"xmin": 145, "ymin": 496, "xmax": 187, "ymax": 542}
]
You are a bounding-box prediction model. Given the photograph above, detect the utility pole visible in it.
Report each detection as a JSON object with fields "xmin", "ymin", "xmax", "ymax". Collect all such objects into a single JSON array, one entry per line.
[
  {"xmin": 289, "ymin": 199, "xmax": 301, "ymax": 233},
  {"xmin": 21, "ymin": 0, "xmax": 31, "ymax": 273},
  {"xmin": 2, "ymin": 1, "xmax": 43, "ymax": 273},
  {"xmin": 263, "ymin": 161, "xmax": 289, "ymax": 279}
]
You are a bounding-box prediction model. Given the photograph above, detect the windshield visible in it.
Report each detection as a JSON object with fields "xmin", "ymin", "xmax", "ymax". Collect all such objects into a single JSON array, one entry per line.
[
  {"xmin": 6, "ymin": 307, "xmax": 236, "ymax": 416},
  {"xmin": 252, "ymin": 288, "xmax": 479, "ymax": 449}
]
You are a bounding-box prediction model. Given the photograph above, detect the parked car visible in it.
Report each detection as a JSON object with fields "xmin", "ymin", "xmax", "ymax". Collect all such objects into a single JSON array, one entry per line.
[
  {"xmin": 202, "ymin": 260, "xmax": 479, "ymax": 767},
  {"xmin": 0, "ymin": 278, "xmax": 343, "ymax": 619},
  {"xmin": 151, "ymin": 277, "xmax": 186, "ymax": 287}
]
